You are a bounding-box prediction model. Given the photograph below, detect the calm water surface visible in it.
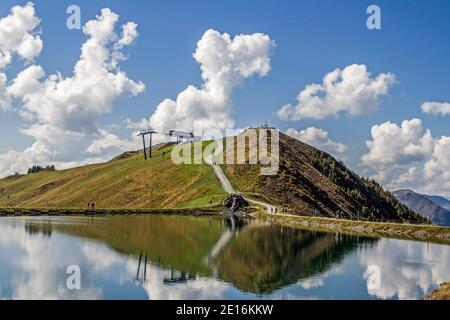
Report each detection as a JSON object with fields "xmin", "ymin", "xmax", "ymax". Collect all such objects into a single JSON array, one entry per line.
[{"xmin": 0, "ymin": 215, "xmax": 449, "ymax": 300}]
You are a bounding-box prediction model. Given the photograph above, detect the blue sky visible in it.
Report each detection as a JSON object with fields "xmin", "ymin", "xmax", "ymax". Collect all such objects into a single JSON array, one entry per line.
[{"xmin": 0, "ymin": 0, "xmax": 449, "ymax": 195}]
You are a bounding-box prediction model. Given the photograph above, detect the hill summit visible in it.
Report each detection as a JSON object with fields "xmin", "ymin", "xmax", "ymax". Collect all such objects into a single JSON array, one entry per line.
[{"xmin": 222, "ymin": 131, "xmax": 422, "ymax": 222}]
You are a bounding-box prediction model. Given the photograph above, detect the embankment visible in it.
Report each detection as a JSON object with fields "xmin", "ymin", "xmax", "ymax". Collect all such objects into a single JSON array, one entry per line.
[{"xmin": 260, "ymin": 212, "xmax": 450, "ymax": 245}]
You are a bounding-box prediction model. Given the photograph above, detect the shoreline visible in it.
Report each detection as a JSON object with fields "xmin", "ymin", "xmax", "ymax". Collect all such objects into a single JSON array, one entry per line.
[
  {"xmin": 2, "ymin": 206, "xmax": 450, "ymax": 245},
  {"xmin": 258, "ymin": 212, "xmax": 450, "ymax": 245},
  {"xmin": 0, "ymin": 206, "xmax": 224, "ymax": 217}
]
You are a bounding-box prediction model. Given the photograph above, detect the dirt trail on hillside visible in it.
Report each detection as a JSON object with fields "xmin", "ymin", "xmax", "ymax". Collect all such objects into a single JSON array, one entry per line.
[{"xmin": 205, "ymin": 155, "xmax": 276, "ymax": 214}]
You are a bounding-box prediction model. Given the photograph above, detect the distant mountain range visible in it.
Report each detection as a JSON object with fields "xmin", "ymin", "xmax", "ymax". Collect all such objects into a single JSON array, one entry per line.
[
  {"xmin": 393, "ymin": 189, "xmax": 450, "ymax": 226},
  {"xmin": 422, "ymin": 194, "xmax": 450, "ymax": 211}
]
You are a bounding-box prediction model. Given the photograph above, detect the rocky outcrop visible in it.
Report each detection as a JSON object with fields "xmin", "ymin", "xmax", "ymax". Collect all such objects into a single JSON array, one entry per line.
[{"xmin": 223, "ymin": 194, "xmax": 249, "ymax": 212}]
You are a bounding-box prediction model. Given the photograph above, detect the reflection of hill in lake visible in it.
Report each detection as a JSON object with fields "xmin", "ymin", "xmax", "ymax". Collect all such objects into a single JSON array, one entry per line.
[
  {"xmin": 53, "ymin": 215, "xmax": 225, "ymax": 275},
  {"xmin": 27, "ymin": 215, "xmax": 377, "ymax": 295},
  {"xmin": 215, "ymin": 225, "xmax": 376, "ymax": 294}
]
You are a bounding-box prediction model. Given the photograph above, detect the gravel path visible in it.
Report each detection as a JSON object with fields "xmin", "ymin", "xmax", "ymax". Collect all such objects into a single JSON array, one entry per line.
[{"xmin": 205, "ymin": 155, "xmax": 276, "ymax": 214}]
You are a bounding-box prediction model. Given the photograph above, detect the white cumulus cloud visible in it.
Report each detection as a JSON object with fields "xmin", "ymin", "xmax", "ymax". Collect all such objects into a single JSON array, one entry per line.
[
  {"xmin": 362, "ymin": 119, "xmax": 434, "ymax": 169},
  {"xmin": 0, "ymin": 2, "xmax": 42, "ymax": 111},
  {"xmin": 123, "ymin": 117, "xmax": 151, "ymax": 130},
  {"xmin": 361, "ymin": 118, "xmax": 450, "ymax": 197},
  {"xmin": 115, "ymin": 21, "xmax": 138, "ymax": 49},
  {"xmin": 0, "ymin": 73, "xmax": 10, "ymax": 111},
  {"xmin": 146, "ymin": 29, "xmax": 274, "ymax": 134},
  {"xmin": 0, "ymin": 2, "xmax": 42, "ymax": 67},
  {"xmin": 86, "ymin": 129, "xmax": 140, "ymax": 156},
  {"xmin": 423, "ymin": 136, "xmax": 450, "ymax": 186},
  {"xmin": 277, "ymin": 64, "xmax": 396, "ymax": 121},
  {"xmin": 0, "ymin": 7, "xmax": 144, "ymax": 177},
  {"xmin": 421, "ymin": 101, "xmax": 450, "ymax": 116},
  {"xmin": 286, "ymin": 127, "xmax": 347, "ymax": 155}
]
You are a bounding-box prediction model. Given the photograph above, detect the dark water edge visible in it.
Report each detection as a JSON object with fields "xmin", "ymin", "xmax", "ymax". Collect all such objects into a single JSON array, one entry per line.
[{"xmin": 0, "ymin": 206, "xmax": 223, "ymax": 216}]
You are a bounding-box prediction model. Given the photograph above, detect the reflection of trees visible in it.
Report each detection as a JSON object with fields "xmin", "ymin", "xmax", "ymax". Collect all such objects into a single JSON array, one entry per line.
[
  {"xmin": 24, "ymin": 222, "xmax": 52, "ymax": 237},
  {"xmin": 52, "ymin": 215, "xmax": 225, "ymax": 275},
  {"xmin": 214, "ymin": 225, "xmax": 377, "ymax": 294}
]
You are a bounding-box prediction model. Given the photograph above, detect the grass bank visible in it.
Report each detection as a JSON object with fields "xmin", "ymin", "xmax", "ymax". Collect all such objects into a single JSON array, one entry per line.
[
  {"xmin": 259, "ymin": 212, "xmax": 450, "ymax": 245},
  {"xmin": 425, "ymin": 282, "xmax": 450, "ymax": 300}
]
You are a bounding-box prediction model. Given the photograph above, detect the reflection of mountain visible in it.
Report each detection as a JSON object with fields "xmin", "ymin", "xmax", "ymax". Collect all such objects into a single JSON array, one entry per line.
[
  {"xmin": 28, "ymin": 215, "xmax": 376, "ymax": 296},
  {"xmin": 214, "ymin": 225, "xmax": 376, "ymax": 294},
  {"xmin": 53, "ymin": 215, "xmax": 225, "ymax": 275}
]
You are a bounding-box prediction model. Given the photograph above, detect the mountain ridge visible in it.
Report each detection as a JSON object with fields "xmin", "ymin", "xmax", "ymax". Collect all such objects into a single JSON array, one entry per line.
[
  {"xmin": 392, "ymin": 189, "xmax": 450, "ymax": 226},
  {"xmin": 423, "ymin": 194, "xmax": 450, "ymax": 211}
]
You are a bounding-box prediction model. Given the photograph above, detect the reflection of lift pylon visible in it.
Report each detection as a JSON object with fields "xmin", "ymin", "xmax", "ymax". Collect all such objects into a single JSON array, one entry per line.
[
  {"xmin": 163, "ymin": 267, "xmax": 196, "ymax": 285},
  {"xmin": 135, "ymin": 251, "xmax": 148, "ymax": 284}
]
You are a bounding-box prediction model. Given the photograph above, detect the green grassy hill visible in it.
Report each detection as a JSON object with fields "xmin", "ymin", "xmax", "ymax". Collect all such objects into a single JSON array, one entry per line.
[{"xmin": 0, "ymin": 143, "xmax": 227, "ymax": 209}]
